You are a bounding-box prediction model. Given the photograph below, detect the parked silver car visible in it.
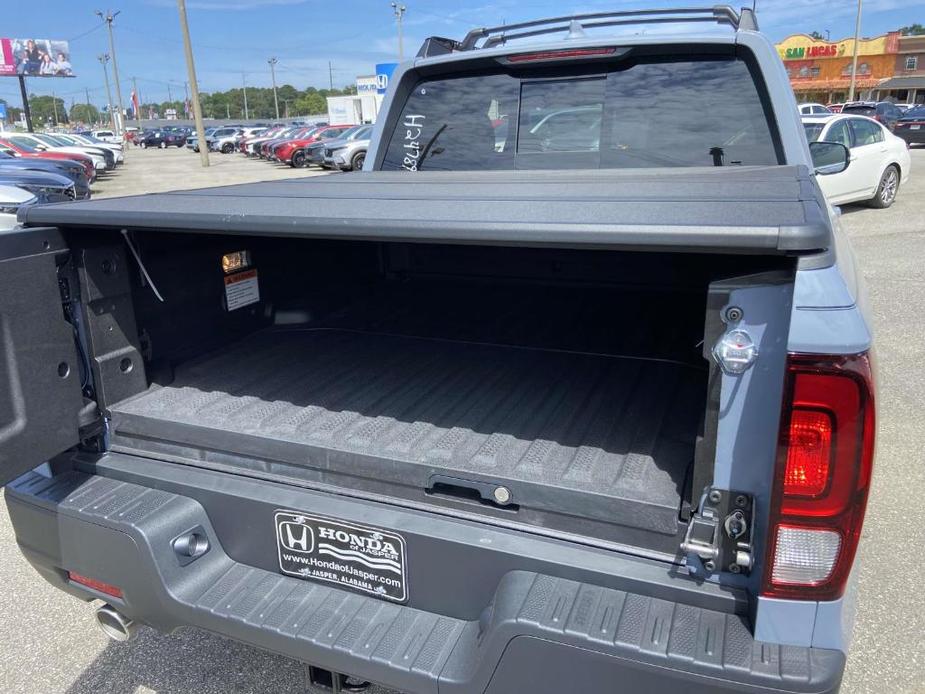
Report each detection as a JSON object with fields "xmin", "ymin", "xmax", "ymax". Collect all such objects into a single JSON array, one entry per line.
[
  {"xmin": 208, "ymin": 127, "xmax": 244, "ymax": 154},
  {"xmin": 321, "ymin": 126, "xmax": 373, "ymax": 171}
]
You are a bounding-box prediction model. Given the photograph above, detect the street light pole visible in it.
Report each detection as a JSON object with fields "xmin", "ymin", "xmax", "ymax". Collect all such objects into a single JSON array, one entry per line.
[
  {"xmin": 848, "ymin": 0, "xmax": 863, "ymax": 102},
  {"xmin": 391, "ymin": 3, "xmax": 407, "ymax": 60},
  {"xmin": 98, "ymin": 53, "xmax": 117, "ymax": 132},
  {"xmin": 176, "ymin": 0, "xmax": 209, "ymax": 167},
  {"xmin": 268, "ymin": 57, "xmax": 280, "ymax": 120},
  {"xmin": 97, "ymin": 10, "xmax": 126, "ymax": 136}
]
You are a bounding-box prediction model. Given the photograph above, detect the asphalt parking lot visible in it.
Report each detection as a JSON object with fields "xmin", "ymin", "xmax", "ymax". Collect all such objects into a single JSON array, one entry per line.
[
  {"xmin": 1, "ymin": 148, "xmax": 923, "ymax": 694},
  {"xmin": 92, "ymin": 144, "xmax": 328, "ymax": 199}
]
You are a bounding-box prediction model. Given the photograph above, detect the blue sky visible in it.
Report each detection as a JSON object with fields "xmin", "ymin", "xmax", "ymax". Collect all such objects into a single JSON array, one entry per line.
[{"xmin": 2, "ymin": 0, "xmax": 923, "ymax": 108}]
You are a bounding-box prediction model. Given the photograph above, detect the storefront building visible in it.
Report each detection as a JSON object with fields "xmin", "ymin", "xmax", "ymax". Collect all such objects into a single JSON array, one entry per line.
[
  {"xmin": 775, "ymin": 32, "xmax": 900, "ymax": 104},
  {"xmin": 872, "ymin": 34, "xmax": 925, "ymax": 105}
]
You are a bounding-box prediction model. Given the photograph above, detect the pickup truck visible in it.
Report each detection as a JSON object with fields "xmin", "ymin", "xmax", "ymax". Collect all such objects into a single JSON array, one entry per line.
[{"xmin": 1, "ymin": 7, "xmax": 875, "ymax": 694}]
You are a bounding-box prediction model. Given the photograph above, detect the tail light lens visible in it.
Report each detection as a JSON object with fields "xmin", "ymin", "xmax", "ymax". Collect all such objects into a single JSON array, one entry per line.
[{"xmin": 761, "ymin": 352, "xmax": 875, "ymax": 601}]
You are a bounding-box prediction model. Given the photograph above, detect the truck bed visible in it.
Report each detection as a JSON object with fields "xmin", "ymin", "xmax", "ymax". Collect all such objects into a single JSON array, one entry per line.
[{"xmin": 109, "ymin": 327, "xmax": 705, "ymax": 548}]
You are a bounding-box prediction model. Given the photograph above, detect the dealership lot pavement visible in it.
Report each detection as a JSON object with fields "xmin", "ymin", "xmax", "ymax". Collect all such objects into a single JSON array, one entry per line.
[
  {"xmin": 1, "ymin": 148, "xmax": 923, "ymax": 694},
  {"xmin": 92, "ymin": 144, "xmax": 328, "ymax": 199}
]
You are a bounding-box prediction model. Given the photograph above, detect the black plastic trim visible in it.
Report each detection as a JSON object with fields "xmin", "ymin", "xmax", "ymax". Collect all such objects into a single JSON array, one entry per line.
[{"xmin": 5, "ymin": 460, "xmax": 844, "ymax": 694}]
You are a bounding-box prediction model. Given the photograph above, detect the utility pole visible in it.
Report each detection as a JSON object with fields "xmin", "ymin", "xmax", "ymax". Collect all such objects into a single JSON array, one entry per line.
[
  {"xmin": 52, "ymin": 90, "xmax": 59, "ymax": 125},
  {"xmin": 97, "ymin": 10, "xmax": 126, "ymax": 135},
  {"xmin": 242, "ymin": 72, "xmax": 249, "ymax": 119},
  {"xmin": 268, "ymin": 57, "xmax": 280, "ymax": 120},
  {"xmin": 391, "ymin": 3, "xmax": 407, "ymax": 60},
  {"xmin": 328, "ymin": 61, "xmax": 334, "ymax": 90},
  {"xmin": 132, "ymin": 76, "xmax": 139, "ymax": 121},
  {"xmin": 177, "ymin": 0, "xmax": 209, "ymax": 167},
  {"xmin": 98, "ymin": 53, "xmax": 117, "ymax": 132},
  {"xmin": 17, "ymin": 75, "xmax": 33, "ymax": 132},
  {"xmin": 848, "ymin": 0, "xmax": 863, "ymax": 102},
  {"xmin": 167, "ymin": 83, "xmax": 173, "ymax": 103},
  {"xmin": 226, "ymin": 102, "xmax": 230, "ymax": 119},
  {"xmin": 283, "ymin": 99, "xmax": 290, "ymax": 119},
  {"xmin": 85, "ymin": 88, "xmax": 94, "ymax": 125}
]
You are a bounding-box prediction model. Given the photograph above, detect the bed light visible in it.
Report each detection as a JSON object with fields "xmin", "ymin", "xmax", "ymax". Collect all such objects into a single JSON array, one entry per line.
[{"xmin": 222, "ymin": 250, "xmax": 251, "ymax": 274}]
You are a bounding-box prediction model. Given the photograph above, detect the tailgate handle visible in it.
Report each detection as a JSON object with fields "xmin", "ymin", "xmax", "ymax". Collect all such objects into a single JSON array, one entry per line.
[{"xmin": 426, "ymin": 475, "xmax": 518, "ymax": 509}]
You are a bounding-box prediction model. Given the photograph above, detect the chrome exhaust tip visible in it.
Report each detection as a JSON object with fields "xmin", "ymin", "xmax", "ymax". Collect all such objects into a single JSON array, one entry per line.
[{"xmin": 94, "ymin": 603, "xmax": 138, "ymax": 642}]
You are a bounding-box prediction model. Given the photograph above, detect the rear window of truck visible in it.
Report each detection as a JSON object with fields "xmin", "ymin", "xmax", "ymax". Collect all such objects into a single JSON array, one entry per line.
[{"xmin": 381, "ymin": 56, "xmax": 778, "ymax": 171}]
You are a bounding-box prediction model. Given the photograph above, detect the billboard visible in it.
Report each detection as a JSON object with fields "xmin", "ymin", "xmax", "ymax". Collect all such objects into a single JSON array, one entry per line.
[{"xmin": 1, "ymin": 38, "xmax": 75, "ymax": 77}]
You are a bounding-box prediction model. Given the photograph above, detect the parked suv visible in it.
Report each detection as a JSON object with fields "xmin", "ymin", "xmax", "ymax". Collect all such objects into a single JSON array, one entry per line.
[
  {"xmin": 4, "ymin": 8, "xmax": 875, "ymax": 694},
  {"xmin": 321, "ymin": 125, "xmax": 373, "ymax": 170},
  {"xmin": 208, "ymin": 127, "xmax": 244, "ymax": 154},
  {"xmin": 841, "ymin": 101, "xmax": 904, "ymax": 130},
  {"xmin": 293, "ymin": 124, "xmax": 373, "ymax": 168}
]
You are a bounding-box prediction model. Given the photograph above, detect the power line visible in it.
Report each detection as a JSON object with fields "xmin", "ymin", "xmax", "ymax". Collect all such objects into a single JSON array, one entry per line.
[{"xmin": 68, "ymin": 23, "xmax": 105, "ymax": 42}]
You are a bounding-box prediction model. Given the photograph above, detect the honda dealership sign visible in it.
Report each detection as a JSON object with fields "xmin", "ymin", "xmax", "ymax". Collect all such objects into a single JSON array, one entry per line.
[
  {"xmin": 1, "ymin": 38, "xmax": 75, "ymax": 77},
  {"xmin": 375, "ymin": 63, "xmax": 397, "ymax": 94}
]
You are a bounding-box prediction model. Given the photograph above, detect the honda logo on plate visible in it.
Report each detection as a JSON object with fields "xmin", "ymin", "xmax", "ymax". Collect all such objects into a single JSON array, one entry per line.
[{"xmin": 279, "ymin": 521, "xmax": 314, "ymax": 553}]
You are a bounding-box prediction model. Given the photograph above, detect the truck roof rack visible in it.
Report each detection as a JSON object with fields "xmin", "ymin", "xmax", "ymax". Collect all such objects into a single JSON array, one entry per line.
[{"xmin": 417, "ymin": 5, "xmax": 758, "ymax": 57}]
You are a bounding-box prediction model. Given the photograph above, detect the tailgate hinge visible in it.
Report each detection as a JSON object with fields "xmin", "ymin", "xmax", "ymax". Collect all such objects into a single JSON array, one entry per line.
[{"xmin": 680, "ymin": 488, "xmax": 754, "ymax": 577}]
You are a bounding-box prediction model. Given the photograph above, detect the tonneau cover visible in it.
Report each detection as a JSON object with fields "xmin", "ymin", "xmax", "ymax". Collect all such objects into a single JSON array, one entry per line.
[{"xmin": 20, "ymin": 166, "xmax": 832, "ymax": 253}]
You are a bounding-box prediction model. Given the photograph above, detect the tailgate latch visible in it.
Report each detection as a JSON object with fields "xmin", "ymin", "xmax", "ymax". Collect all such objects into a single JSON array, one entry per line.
[{"xmin": 680, "ymin": 488, "xmax": 754, "ymax": 576}]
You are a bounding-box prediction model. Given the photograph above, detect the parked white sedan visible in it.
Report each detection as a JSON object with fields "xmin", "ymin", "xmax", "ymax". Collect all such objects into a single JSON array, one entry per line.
[{"xmin": 803, "ymin": 114, "xmax": 911, "ymax": 208}]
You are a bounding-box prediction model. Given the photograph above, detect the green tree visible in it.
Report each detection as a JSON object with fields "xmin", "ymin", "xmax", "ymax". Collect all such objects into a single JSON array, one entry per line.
[
  {"xmin": 70, "ymin": 103, "xmax": 100, "ymax": 125},
  {"xmin": 900, "ymin": 23, "xmax": 925, "ymax": 36},
  {"xmin": 28, "ymin": 95, "xmax": 67, "ymax": 125}
]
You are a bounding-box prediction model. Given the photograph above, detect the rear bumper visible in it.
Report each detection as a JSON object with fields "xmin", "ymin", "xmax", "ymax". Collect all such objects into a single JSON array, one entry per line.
[
  {"xmin": 5, "ymin": 453, "xmax": 844, "ymax": 694},
  {"xmin": 895, "ymin": 129, "xmax": 925, "ymax": 145}
]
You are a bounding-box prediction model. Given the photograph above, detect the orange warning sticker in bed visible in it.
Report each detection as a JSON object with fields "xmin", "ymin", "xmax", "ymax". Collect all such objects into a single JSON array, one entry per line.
[{"xmin": 224, "ymin": 268, "xmax": 259, "ymax": 311}]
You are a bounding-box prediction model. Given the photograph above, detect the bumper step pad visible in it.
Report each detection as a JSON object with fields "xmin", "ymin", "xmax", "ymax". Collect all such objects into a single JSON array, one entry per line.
[{"xmin": 6, "ymin": 468, "xmax": 843, "ymax": 694}]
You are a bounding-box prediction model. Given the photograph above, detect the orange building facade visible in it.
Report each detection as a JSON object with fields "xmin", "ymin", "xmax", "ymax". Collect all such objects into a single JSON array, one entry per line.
[{"xmin": 775, "ymin": 32, "xmax": 901, "ymax": 104}]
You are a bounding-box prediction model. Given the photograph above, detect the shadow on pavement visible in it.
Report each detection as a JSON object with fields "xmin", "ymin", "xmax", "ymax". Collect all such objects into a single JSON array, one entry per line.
[
  {"xmin": 64, "ymin": 625, "xmax": 398, "ymax": 694},
  {"xmin": 64, "ymin": 626, "xmax": 307, "ymax": 694}
]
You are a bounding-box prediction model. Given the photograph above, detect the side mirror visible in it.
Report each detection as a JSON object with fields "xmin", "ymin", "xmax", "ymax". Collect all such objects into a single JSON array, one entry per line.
[{"xmin": 810, "ymin": 141, "xmax": 849, "ymax": 175}]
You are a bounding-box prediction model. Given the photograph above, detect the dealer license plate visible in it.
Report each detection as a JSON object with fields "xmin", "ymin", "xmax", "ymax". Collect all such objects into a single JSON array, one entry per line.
[
  {"xmin": 911, "ymin": 124, "xmax": 921, "ymax": 130},
  {"xmin": 275, "ymin": 511, "xmax": 408, "ymax": 603}
]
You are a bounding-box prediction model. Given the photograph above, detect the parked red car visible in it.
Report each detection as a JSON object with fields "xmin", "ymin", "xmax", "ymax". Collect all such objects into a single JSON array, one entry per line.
[
  {"xmin": 0, "ymin": 137, "xmax": 97, "ymax": 182},
  {"xmin": 273, "ymin": 125, "xmax": 356, "ymax": 164},
  {"xmin": 260, "ymin": 127, "xmax": 314, "ymax": 159}
]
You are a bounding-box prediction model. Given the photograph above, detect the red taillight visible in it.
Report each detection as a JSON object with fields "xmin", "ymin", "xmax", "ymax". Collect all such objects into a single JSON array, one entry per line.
[
  {"xmin": 506, "ymin": 47, "xmax": 617, "ymax": 63},
  {"xmin": 68, "ymin": 571, "xmax": 123, "ymax": 598},
  {"xmin": 761, "ymin": 352, "xmax": 875, "ymax": 601}
]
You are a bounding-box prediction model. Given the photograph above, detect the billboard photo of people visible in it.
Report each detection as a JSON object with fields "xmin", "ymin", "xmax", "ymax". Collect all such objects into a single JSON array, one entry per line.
[{"xmin": 0, "ymin": 38, "xmax": 75, "ymax": 77}]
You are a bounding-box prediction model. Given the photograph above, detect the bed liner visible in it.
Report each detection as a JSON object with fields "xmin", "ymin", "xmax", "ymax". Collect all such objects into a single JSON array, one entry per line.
[
  {"xmin": 108, "ymin": 328, "xmax": 706, "ymax": 547},
  {"xmin": 20, "ymin": 167, "xmax": 831, "ymax": 254}
]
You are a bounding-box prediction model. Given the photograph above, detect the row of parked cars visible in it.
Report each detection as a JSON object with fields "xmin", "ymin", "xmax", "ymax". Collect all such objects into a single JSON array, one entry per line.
[
  {"xmin": 188, "ymin": 123, "xmax": 374, "ymax": 171},
  {"xmin": 798, "ymin": 100, "xmax": 925, "ymax": 137},
  {"xmin": 0, "ymin": 128, "xmax": 126, "ymax": 229}
]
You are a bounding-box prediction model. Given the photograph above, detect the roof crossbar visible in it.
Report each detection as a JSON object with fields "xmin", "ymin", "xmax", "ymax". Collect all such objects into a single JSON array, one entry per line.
[{"xmin": 418, "ymin": 5, "xmax": 756, "ymax": 57}]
